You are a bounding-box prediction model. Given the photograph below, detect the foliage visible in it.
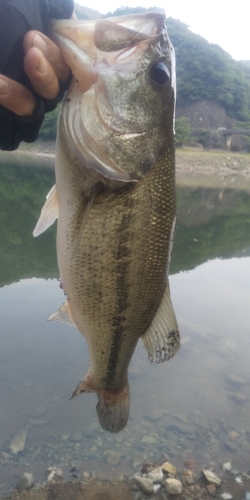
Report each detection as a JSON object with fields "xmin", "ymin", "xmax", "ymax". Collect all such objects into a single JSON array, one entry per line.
[
  {"xmin": 175, "ymin": 117, "xmax": 190, "ymax": 146},
  {"xmin": 38, "ymin": 105, "xmax": 61, "ymax": 141},
  {"xmin": 166, "ymin": 17, "xmax": 250, "ymax": 122},
  {"xmin": 36, "ymin": 6, "xmax": 250, "ymax": 142}
]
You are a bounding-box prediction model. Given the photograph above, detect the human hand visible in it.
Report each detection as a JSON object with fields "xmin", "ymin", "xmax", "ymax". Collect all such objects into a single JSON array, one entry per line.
[{"xmin": 0, "ymin": 31, "xmax": 71, "ymax": 117}]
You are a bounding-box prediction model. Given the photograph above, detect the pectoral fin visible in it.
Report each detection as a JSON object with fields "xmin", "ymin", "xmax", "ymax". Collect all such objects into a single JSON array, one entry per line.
[
  {"xmin": 33, "ymin": 184, "xmax": 59, "ymax": 237},
  {"xmin": 48, "ymin": 300, "xmax": 76, "ymax": 328},
  {"xmin": 142, "ymin": 285, "xmax": 180, "ymax": 363}
]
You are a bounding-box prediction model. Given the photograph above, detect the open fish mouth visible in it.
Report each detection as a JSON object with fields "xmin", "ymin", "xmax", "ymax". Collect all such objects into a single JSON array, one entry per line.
[
  {"xmin": 49, "ymin": 12, "xmax": 175, "ymax": 183},
  {"xmin": 50, "ymin": 11, "xmax": 168, "ymax": 92}
]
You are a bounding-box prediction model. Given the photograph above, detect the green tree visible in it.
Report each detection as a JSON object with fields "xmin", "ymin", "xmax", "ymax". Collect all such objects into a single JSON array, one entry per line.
[{"xmin": 175, "ymin": 117, "xmax": 190, "ymax": 146}]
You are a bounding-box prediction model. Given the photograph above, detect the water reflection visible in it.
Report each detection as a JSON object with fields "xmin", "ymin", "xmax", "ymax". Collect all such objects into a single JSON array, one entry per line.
[{"xmin": 0, "ymin": 157, "xmax": 250, "ymax": 494}]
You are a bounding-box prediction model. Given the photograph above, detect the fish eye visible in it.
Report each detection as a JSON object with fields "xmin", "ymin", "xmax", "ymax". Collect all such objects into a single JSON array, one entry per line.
[{"xmin": 150, "ymin": 62, "xmax": 170, "ymax": 85}]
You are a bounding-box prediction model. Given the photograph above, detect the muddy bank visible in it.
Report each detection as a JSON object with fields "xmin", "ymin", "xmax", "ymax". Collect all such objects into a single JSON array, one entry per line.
[{"xmin": 15, "ymin": 141, "xmax": 250, "ymax": 180}]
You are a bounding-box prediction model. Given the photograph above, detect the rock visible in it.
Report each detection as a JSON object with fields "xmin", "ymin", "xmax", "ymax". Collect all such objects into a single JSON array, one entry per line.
[
  {"xmin": 134, "ymin": 476, "xmax": 154, "ymax": 495},
  {"xmin": 182, "ymin": 470, "xmax": 195, "ymax": 485},
  {"xmin": 202, "ymin": 470, "xmax": 221, "ymax": 486},
  {"xmin": 147, "ymin": 467, "xmax": 164, "ymax": 483},
  {"xmin": 82, "ymin": 472, "xmax": 93, "ymax": 481},
  {"xmin": 174, "ymin": 413, "xmax": 187, "ymax": 423},
  {"xmin": 165, "ymin": 478, "xmax": 182, "ymax": 495},
  {"xmin": 141, "ymin": 462, "xmax": 159, "ymax": 474},
  {"xmin": 222, "ymin": 462, "xmax": 232, "ymax": 472},
  {"xmin": 103, "ymin": 450, "xmax": 121, "ymax": 465},
  {"xmin": 207, "ymin": 484, "xmax": 216, "ymax": 496},
  {"xmin": 10, "ymin": 428, "xmax": 28, "ymax": 455},
  {"xmin": 16, "ymin": 473, "xmax": 34, "ymax": 492},
  {"xmin": 161, "ymin": 461, "xmax": 177, "ymax": 475},
  {"xmin": 227, "ymin": 373, "xmax": 245, "ymax": 387},
  {"xmin": 231, "ymin": 391, "xmax": 247, "ymax": 403},
  {"xmin": 153, "ymin": 484, "xmax": 161, "ymax": 493},
  {"xmin": 235, "ymin": 476, "xmax": 242, "ymax": 484},
  {"xmin": 183, "ymin": 458, "xmax": 195, "ymax": 469},
  {"xmin": 147, "ymin": 409, "xmax": 164, "ymax": 421},
  {"xmin": 141, "ymin": 434, "xmax": 158, "ymax": 444},
  {"xmin": 70, "ymin": 430, "xmax": 83, "ymax": 442},
  {"xmin": 220, "ymin": 493, "xmax": 233, "ymax": 500},
  {"xmin": 46, "ymin": 466, "xmax": 63, "ymax": 484},
  {"xmin": 228, "ymin": 431, "xmax": 240, "ymax": 440}
]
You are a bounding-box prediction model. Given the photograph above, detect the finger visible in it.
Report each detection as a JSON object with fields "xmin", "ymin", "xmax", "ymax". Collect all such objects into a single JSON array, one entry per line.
[
  {"xmin": 24, "ymin": 47, "xmax": 60, "ymax": 100},
  {"xmin": 0, "ymin": 75, "xmax": 36, "ymax": 116},
  {"xmin": 23, "ymin": 31, "xmax": 70, "ymax": 83}
]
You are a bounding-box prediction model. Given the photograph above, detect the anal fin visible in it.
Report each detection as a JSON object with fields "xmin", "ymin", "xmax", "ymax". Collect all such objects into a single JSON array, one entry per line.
[
  {"xmin": 142, "ymin": 285, "xmax": 180, "ymax": 363},
  {"xmin": 48, "ymin": 300, "xmax": 77, "ymax": 328},
  {"xmin": 33, "ymin": 184, "xmax": 58, "ymax": 237}
]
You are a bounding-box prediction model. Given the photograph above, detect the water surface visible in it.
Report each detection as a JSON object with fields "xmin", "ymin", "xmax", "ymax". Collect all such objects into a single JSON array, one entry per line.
[{"xmin": 0, "ymin": 156, "xmax": 250, "ymax": 494}]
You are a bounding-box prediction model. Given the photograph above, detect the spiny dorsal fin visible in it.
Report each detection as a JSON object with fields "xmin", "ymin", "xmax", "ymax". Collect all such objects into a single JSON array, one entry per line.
[
  {"xmin": 48, "ymin": 300, "xmax": 77, "ymax": 328},
  {"xmin": 142, "ymin": 285, "xmax": 180, "ymax": 363},
  {"xmin": 33, "ymin": 184, "xmax": 59, "ymax": 237}
]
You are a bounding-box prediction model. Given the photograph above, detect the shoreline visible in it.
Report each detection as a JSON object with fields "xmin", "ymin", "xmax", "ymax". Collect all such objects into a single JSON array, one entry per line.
[{"xmin": 3, "ymin": 142, "xmax": 250, "ymax": 190}]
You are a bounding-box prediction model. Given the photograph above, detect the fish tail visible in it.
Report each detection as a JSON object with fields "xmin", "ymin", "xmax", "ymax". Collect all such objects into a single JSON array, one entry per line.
[
  {"xmin": 70, "ymin": 376, "xmax": 130, "ymax": 433},
  {"xmin": 96, "ymin": 380, "xmax": 130, "ymax": 433}
]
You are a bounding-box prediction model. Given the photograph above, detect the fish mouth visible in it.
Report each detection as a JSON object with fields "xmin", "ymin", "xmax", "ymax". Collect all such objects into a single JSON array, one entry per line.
[
  {"xmin": 50, "ymin": 12, "xmax": 172, "ymax": 182},
  {"xmin": 50, "ymin": 11, "xmax": 167, "ymax": 92}
]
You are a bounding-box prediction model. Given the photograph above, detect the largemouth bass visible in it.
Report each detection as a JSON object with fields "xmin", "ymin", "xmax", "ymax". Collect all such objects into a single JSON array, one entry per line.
[{"xmin": 34, "ymin": 12, "xmax": 180, "ymax": 432}]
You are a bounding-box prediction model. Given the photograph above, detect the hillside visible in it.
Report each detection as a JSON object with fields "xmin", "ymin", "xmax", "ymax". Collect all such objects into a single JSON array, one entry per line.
[{"xmin": 38, "ymin": 5, "xmax": 250, "ymax": 148}]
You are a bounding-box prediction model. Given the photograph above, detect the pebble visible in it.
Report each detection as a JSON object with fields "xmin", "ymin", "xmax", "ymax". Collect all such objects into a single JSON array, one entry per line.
[
  {"xmin": 134, "ymin": 475, "xmax": 154, "ymax": 495},
  {"xmin": 228, "ymin": 431, "xmax": 240, "ymax": 440},
  {"xmin": 246, "ymin": 493, "xmax": 250, "ymax": 500},
  {"xmin": 9, "ymin": 428, "xmax": 28, "ymax": 455},
  {"xmin": 70, "ymin": 430, "xmax": 83, "ymax": 442},
  {"xmin": 15, "ymin": 473, "xmax": 34, "ymax": 492},
  {"xmin": 46, "ymin": 466, "xmax": 63, "ymax": 484},
  {"xmin": 147, "ymin": 409, "xmax": 164, "ymax": 421},
  {"xmin": 141, "ymin": 434, "xmax": 158, "ymax": 444},
  {"xmin": 235, "ymin": 476, "xmax": 242, "ymax": 484},
  {"xmin": 220, "ymin": 493, "xmax": 233, "ymax": 500},
  {"xmin": 231, "ymin": 391, "xmax": 247, "ymax": 403},
  {"xmin": 227, "ymin": 373, "xmax": 245, "ymax": 387},
  {"xmin": 153, "ymin": 484, "xmax": 161, "ymax": 494},
  {"xmin": 103, "ymin": 450, "xmax": 121, "ymax": 465},
  {"xmin": 207, "ymin": 483, "xmax": 217, "ymax": 496},
  {"xmin": 147, "ymin": 467, "xmax": 163, "ymax": 483},
  {"xmin": 183, "ymin": 458, "xmax": 195, "ymax": 469},
  {"xmin": 161, "ymin": 461, "xmax": 177, "ymax": 475},
  {"xmin": 202, "ymin": 469, "xmax": 221, "ymax": 486},
  {"xmin": 182, "ymin": 470, "xmax": 195, "ymax": 485},
  {"xmin": 164, "ymin": 478, "xmax": 182, "ymax": 495},
  {"xmin": 222, "ymin": 462, "xmax": 232, "ymax": 471}
]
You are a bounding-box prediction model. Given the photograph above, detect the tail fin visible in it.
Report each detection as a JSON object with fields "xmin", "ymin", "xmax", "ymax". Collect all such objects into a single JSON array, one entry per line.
[
  {"xmin": 70, "ymin": 376, "xmax": 130, "ymax": 433},
  {"xmin": 96, "ymin": 381, "xmax": 130, "ymax": 433}
]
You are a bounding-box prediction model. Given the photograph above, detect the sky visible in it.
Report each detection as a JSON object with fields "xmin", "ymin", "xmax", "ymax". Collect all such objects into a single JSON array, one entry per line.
[{"xmin": 76, "ymin": 0, "xmax": 249, "ymax": 61}]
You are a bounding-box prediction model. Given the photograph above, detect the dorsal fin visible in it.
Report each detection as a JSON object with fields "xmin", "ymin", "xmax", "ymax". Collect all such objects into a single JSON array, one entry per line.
[
  {"xmin": 142, "ymin": 284, "xmax": 180, "ymax": 363},
  {"xmin": 33, "ymin": 184, "xmax": 59, "ymax": 237},
  {"xmin": 48, "ymin": 300, "xmax": 77, "ymax": 328}
]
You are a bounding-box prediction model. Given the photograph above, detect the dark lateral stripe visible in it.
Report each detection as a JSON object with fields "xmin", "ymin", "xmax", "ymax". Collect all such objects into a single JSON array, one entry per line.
[{"xmin": 105, "ymin": 197, "xmax": 134, "ymax": 389}]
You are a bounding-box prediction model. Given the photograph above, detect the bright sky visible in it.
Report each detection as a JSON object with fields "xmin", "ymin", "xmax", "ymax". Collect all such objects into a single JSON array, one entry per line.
[{"xmin": 76, "ymin": 0, "xmax": 249, "ymax": 61}]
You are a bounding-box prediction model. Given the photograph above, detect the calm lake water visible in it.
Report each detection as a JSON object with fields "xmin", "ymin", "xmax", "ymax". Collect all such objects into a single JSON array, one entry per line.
[{"xmin": 0, "ymin": 154, "xmax": 250, "ymax": 494}]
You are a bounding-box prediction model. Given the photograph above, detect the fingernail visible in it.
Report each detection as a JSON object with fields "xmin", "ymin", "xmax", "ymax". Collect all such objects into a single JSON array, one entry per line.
[
  {"xmin": 37, "ymin": 55, "xmax": 48, "ymax": 74},
  {"xmin": 0, "ymin": 78, "xmax": 10, "ymax": 95},
  {"xmin": 33, "ymin": 33, "xmax": 47, "ymax": 54}
]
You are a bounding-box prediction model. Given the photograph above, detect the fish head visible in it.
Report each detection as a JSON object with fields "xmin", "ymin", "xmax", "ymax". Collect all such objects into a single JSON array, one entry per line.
[{"xmin": 50, "ymin": 12, "xmax": 176, "ymax": 182}]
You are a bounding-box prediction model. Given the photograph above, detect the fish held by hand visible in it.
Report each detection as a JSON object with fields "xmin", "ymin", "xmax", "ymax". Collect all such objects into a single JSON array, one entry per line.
[{"xmin": 33, "ymin": 11, "xmax": 179, "ymax": 433}]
